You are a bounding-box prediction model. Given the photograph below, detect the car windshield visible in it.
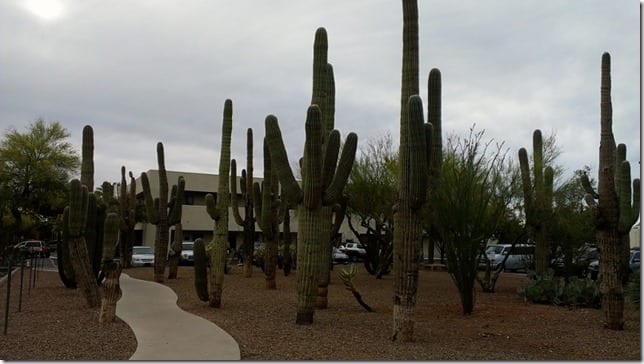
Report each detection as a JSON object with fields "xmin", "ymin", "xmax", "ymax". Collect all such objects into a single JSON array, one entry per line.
[
  {"xmin": 182, "ymin": 242, "xmax": 194, "ymax": 250},
  {"xmin": 486, "ymin": 245, "xmax": 504, "ymax": 255},
  {"xmin": 133, "ymin": 246, "xmax": 153, "ymax": 255}
]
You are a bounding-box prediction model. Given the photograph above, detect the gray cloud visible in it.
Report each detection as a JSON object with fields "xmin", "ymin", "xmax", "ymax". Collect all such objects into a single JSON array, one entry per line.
[{"xmin": 0, "ymin": 0, "xmax": 639, "ymax": 188}]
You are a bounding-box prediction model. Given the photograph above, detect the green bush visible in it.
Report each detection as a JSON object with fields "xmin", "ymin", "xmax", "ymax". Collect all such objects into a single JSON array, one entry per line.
[{"xmin": 518, "ymin": 269, "xmax": 599, "ymax": 308}]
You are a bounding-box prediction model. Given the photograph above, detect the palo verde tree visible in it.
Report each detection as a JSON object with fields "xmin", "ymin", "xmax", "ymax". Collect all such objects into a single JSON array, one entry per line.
[
  {"xmin": 580, "ymin": 52, "xmax": 640, "ymax": 330},
  {"xmin": 0, "ymin": 119, "xmax": 79, "ymax": 246},
  {"xmin": 435, "ymin": 128, "xmax": 515, "ymax": 314},
  {"xmin": 345, "ymin": 133, "xmax": 398, "ymax": 278}
]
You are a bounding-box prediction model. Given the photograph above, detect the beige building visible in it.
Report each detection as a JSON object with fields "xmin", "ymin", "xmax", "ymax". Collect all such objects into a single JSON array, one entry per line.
[{"xmin": 133, "ymin": 170, "xmax": 364, "ymax": 252}]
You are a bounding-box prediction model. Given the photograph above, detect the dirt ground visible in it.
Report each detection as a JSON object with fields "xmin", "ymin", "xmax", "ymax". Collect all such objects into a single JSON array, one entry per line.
[{"xmin": 0, "ymin": 263, "xmax": 640, "ymax": 360}]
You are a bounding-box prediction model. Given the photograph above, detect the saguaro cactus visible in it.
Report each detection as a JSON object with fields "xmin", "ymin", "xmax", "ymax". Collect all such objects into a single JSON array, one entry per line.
[
  {"xmin": 254, "ymin": 138, "xmax": 283, "ymax": 289},
  {"xmin": 99, "ymin": 212, "xmax": 122, "ymax": 323},
  {"xmin": 580, "ymin": 52, "xmax": 640, "ymax": 330},
  {"xmin": 193, "ymin": 238, "xmax": 209, "ymax": 301},
  {"xmin": 141, "ymin": 143, "xmax": 182, "ymax": 283},
  {"xmin": 205, "ymin": 99, "xmax": 233, "ymax": 308},
  {"xmin": 518, "ymin": 129, "xmax": 554, "ymax": 276},
  {"xmin": 424, "ymin": 68, "xmax": 443, "ymax": 264},
  {"xmin": 119, "ymin": 168, "xmax": 138, "ymax": 268},
  {"xmin": 266, "ymin": 104, "xmax": 357, "ymax": 324},
  {"xmin": 230, "ymin": 128, "xmax": 256, "ymax": 278},
  {"xmin": 66, "ymin": 179, "xmax": 101, "ymax": 308},
  {"xmin": 167, "ymin": 177, "xmax": 186, "ymax": 279}
]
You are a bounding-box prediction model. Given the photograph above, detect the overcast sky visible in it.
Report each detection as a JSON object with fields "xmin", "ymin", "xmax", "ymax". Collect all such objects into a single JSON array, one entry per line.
[{"xmin": 0, "ymin": 0, "xmax": 640, "ymax": 188}]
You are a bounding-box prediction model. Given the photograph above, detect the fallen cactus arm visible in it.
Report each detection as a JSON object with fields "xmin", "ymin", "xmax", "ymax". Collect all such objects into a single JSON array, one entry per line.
[{"xmin": 339, "ymin": 264, "xmax": 374, "ymax": 312}]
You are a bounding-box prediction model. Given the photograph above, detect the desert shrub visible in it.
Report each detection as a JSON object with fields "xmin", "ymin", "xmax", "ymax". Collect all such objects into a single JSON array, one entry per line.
[
  {"xmin": 518, "ymin": 269, "xmax": 599, "ymax": 308},
  {"xmin": 627, "ymin": 269, "xmax": 640, "ymax": 310}
]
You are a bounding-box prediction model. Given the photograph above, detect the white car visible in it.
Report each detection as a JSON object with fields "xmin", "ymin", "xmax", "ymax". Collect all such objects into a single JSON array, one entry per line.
[
  {"xmin": 180, "ymin": 241, "xmax": 195, "ymax": 265},
  {"xmin": 131, "ymin": 246, "xmax": 155, "ymax": 267}
]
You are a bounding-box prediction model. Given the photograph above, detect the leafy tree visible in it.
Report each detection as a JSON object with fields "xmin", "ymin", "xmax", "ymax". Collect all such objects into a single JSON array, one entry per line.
[
  {"xmin": 0, "ymin": 119, "xmax": 79, "ymax": 246},
  {"xmin": 345, "ymin": 133, "xmax": 397, "ymax": 278},
  {"xmin": 435, "ymin": 127, "xmax": 515, "ymax": 315}
]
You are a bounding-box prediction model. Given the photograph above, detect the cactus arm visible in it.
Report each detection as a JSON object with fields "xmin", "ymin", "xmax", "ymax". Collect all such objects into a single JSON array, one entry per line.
[
  {"xmin": 311, "ymin": 28, "xmax": 328, "ymax": 110},
  {"xmin": 544, "ymin": 166, "xmax": 554, "ymax": 208},
  {"xmin": 581, "ymin": 172, "xmax": 599, "ymax": 199},
  {"xmin": 230, "ymin": 159, "xmax": 245, "ymax": 226},
  {"xmin": 81, "ymin": 125, "xmax": 94, "ymax": 192},
  {"xmin": 617, "ymin": 160, "xmax": 640, "ymax": 233},
  {"xmin": 140, "ymin": 172, "xmax": 159, "ymax": 224},
  {"xmin": 407, "ymin": 95, "xmax": 428, "ymax": 209},
  {"xmin": 168, "ymin": 176, "xmax": 185, "ymax": 225},
  {"xmin": 245, "ymin": 128, "xmax": 254, "ymax": 201},
  {"xmin": 205, "ymin": 193, "xmax": 219, "ymax": 221},
  {"xmin": 253, "ymin": 182, "xmax": 264, "ymax": 228},
  {"xmin": 323, "ymin": 132, "xmax": 358, "ymax": 205},
  {"xmin": 265, "ymin": 115, "xmax": 303, "ymax": 204},
  {"xmin": 321, "ymin": 130, "xmax": 340, "ymax": 190},
  {"xmin": 518, "ymin": 148, "xmax": 533, "ymax": 212},
  {"xmin": 532, "ymin": 130, "xmax": 544, "ymax": 197},
  {"xmin": 302, "ymin": 105, "xmax": 323, "ymax": 209},
  {"xmin": 68, "ymin": 179, "xmax": 88, "ymax": 236},
  {"xmin": 102, "ymin": 212, "xmax": 119, "ymax": 262},
  {"xmin": 427, "ymin": 68, "xmax": 442, "ymax": 192}
]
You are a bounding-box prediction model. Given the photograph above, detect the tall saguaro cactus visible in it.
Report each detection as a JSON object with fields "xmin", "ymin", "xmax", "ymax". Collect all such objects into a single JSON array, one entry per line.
[
  {"xmin": 66, "ymin": 179, "xmax": 101, "ymax": 308},
  {"xmin": 167, "ymin": 177, "xmax": 186, "ymax": 279},
  {"xmin": 518, "ymin": 129, "xmax": 554, "ymax": 276},
  {"xmin": 119, "ymin": 167, "xmax": 138, "ymax": 268},
  {"xmin": 266, "ymin": 104, "xmax": 357, "ymax": 324},
  {"xmin": 141, "ymin": 142, "xmax": 182, "ymax": 283},
  {"xmin": 254, "ymin": 138, "xmax": 282, "ymax": 289},
  {"xmin": 424, "ymin": 68, "xmax": 443, "ymax": 263},
  {"xmin": 580, "ymin": 52, "xmax": 640, "ymax": 330},
  {"xmin": 205, "ymin": 99, "xmax": 233, "ymax": 308},
  {"xmin": 230, "ymin": 128, "xmax": 256, "ymax": 278}
]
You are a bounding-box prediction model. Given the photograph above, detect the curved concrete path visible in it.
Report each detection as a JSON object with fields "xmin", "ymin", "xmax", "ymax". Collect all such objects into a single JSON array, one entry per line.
[{"xmin": 116, "ymin": 273, "xmax": 240, "ymax": 360}]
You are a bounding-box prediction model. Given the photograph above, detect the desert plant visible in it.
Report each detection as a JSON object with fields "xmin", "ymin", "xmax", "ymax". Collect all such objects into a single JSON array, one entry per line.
[
  {"xmin": 56, "ymin": 208, "xmax": 76, "ymax": 288},
  {"xmin": 518, "ymin": 129, "xmax": 554, "ymax": 276},
  {"xmin": 518, "ymin": 270, "xmax": 600, "ymax": 308},
  {"xmin": 579, "ymin": 52, "xmax": 640, "ymax": 330},
  {"xmin": 626, "ymin": 270, "xmax": 640, "ymax": 310},
  {"xmin": 119, "ymin": 167, "xmax": 138, "ymax": 269},
  {"xmin": 99, "ymin": 212, "xmax": 122, "ymax": 323},
  {"xmin": 204, "ymin": 99, "xmax": 233, "ymax": 308},
  {"xmin": 230, "ymin": 128, "xmax": 256, "ymax": 278},
  {"xmin": 193, "ymin": 238, "xmax": 209, "ymax": 302},
  {"xmin": 66, "ymin": 179, "xmax": 101, "ymax": 308},
  {"xmin": 167, "ymin": 177, "xmax": 185, "ymax": 279}
]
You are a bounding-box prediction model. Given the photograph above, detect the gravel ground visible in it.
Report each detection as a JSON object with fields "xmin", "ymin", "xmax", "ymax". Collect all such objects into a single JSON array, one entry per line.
[{"xmin": 0, "ymin": 263, "xmax": 640, "ymax": 360}]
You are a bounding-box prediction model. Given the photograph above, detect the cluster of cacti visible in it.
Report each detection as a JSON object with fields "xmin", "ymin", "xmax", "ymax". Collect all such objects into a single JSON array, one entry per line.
[
  {"xmin": 119, "ymin": 167, "xmax": 138, "ymax": 268},
  {"xmin": 66, "ymin": 179, "xmax": 101, "ymax": 308},
  {"xmin": 265, "ymin": 27, "xmax": 358, "ymax": 323},
  {"xmin": 204, "ymin": 99, "xmax": 234, "ymax": 308},
  {"xmin": 518, "ymin": 129, "xmax": 554, "ymax": 276},
  {"xmin": 99, "ymin": 212, "xmax": 122, "ymax": 323},
  {"xmin": 392, "ymin": 0, "xmax": 439, "ymax": 342},
  {"xmin": 230, "ymin": 128, "xmax": 257, "ymax": 278},
  {"xmin": 140, "ymin": 142, "xmax": 183, "ymax": 283},
  {"xmin": 580, "ymin": 52, "xmax": 640, "ymax": 330},
  {"xmin": 167, "ymin": 177, "xmax": 186, "ymax": 279},
  {"xmin": 254, "ymin": 138, "xmax": 285, "ymax": 289}
]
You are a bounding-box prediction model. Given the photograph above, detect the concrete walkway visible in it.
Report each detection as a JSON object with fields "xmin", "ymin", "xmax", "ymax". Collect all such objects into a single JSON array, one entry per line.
[{"xmin": 116, "ymin": 273, "xmax": 241, "ymax": 360}]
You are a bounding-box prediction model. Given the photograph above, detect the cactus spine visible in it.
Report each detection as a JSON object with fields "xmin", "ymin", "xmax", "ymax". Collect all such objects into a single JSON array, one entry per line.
[
  {"xmin": 254, "ymin": 138, "xmax": 282, "ymax": 289},
  {"xmin": 99, "ymin": 212, "xmax": 122, "ymax": 323},
  {"xmin": 265, "ymin": 104, "xmax": 357, "ymax": 324},
  {"xmin": 230, "ymin": 128, "xmax": 256, "ymax": 278},
  {"xmin": 580, "ymin": 52, "xmax": 640, "ymax": 330},
  {"xmin": 518, "ymin": 130, "xmax": 554, "ymax": 276},
  {"xmin": 119, "ymin": 168, "xmax": 138, "ymax": 268},
  {"xmin": 141, "ymin": 142, "xmax": 180, "ymax": 282},
  {"xmin": 167, "ymin": 177, "xmax": 186, "ymax": 279},
  {"xmin": 205, "ymin": 99, "xmax": 233, "ymax": 308},
  {"xmin": 66, "ymin": 179, "xmax": 101, "ymax": 308},
  {"xmin": 392, "ymin": 0, "xmax": 435, "ymax": 342}
]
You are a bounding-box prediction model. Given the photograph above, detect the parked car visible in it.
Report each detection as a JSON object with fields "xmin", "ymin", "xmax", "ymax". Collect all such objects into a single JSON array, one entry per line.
[
  {"xmin": 551, "ymin": 244, "xmax": 598, "ymax": 277},
  {"xmin": 180, "ymin": 241, "xmax": 195, "ymax": 265},
  {"xmin": 131, "ymin": 246, "xmax": 155, "ymax": 267},
  {"xmin": 18, "ymin": 240, "xmax": 48, "ymax": 258},
  {"xmin": 587, "ymin": 248, "xmax": 640, "ymax": 281},
  {"xmin": 480, "ymin": 243, "xmax": 535, "ymax": 272},
  {"xmin": 332, "ymin": 247, "xmax": 349, "ymax": 264},
  {"xmin": 340, "ymin": 242, "xmax": 366, "ymax": 262}
]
